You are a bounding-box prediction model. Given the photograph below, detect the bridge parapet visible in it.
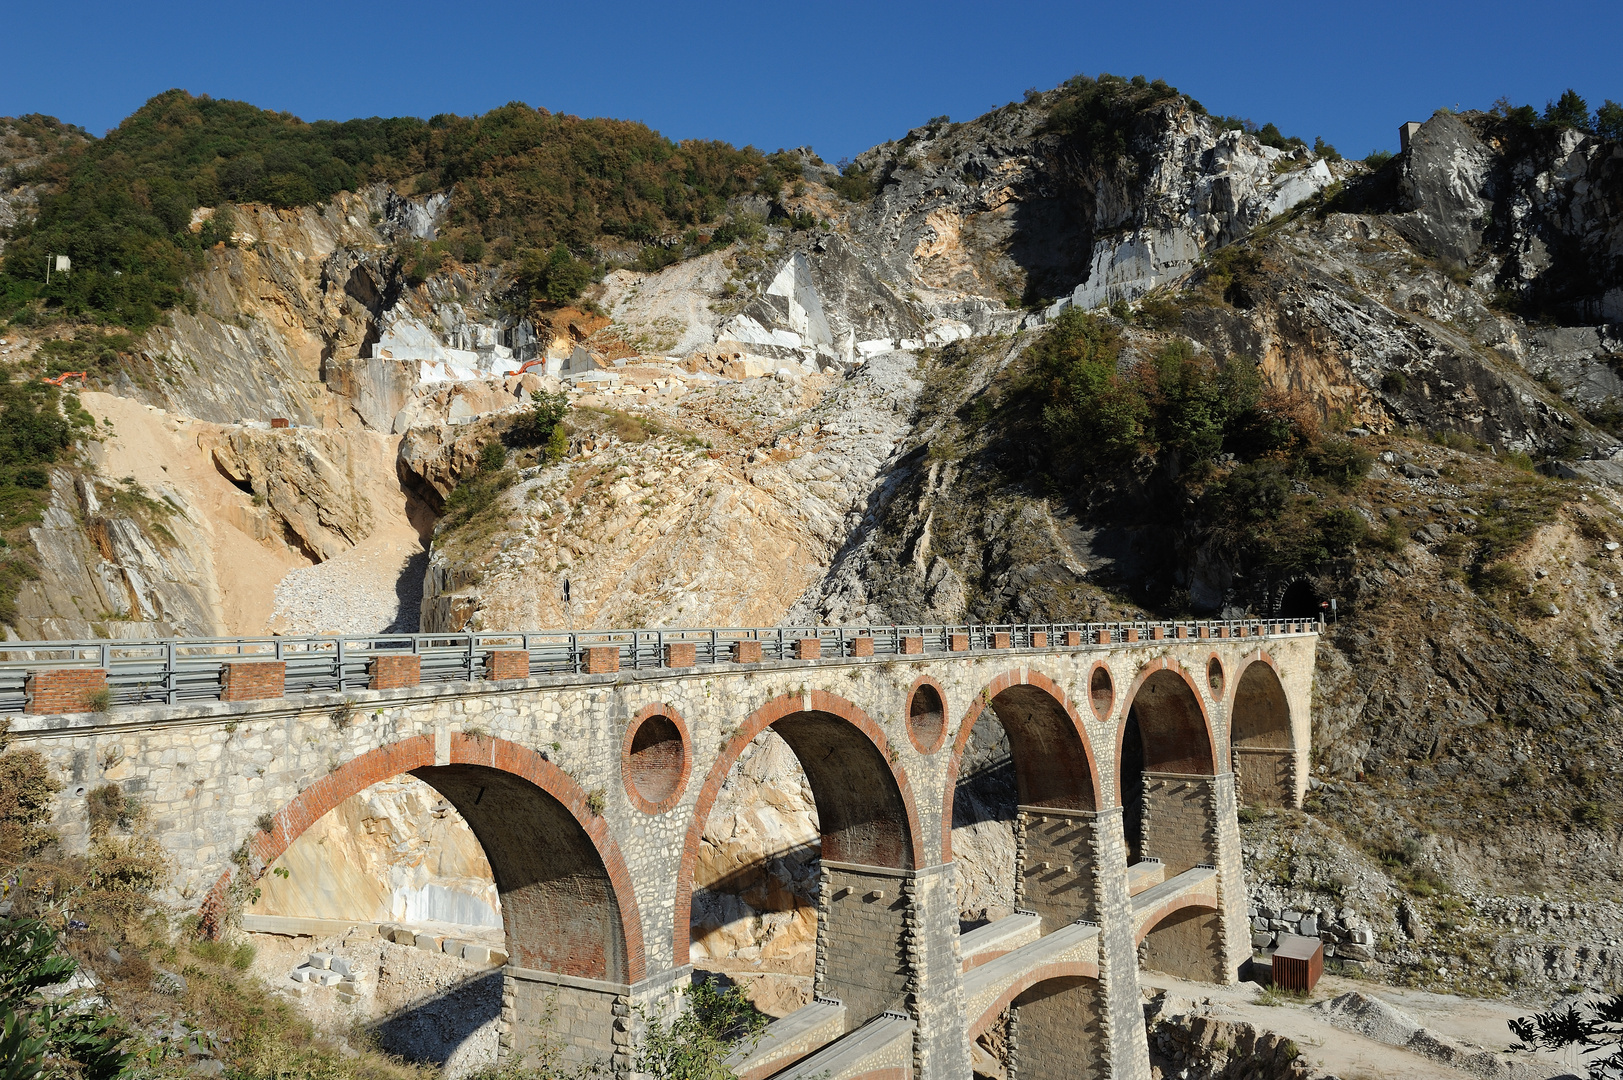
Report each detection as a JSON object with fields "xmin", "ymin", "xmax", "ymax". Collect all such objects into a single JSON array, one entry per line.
[{"xmin": 0, "ymin": 620, "xmax": 1319, "ymax": 715}]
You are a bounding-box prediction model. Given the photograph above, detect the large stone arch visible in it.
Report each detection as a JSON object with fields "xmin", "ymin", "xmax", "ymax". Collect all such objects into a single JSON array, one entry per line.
[
  {"xmin": 944, "ymin": 671, "xmax": 1105, "ymax": 938},
  {"xmin": 942, "ymin": 670, "xmax": 1103, "ymax": 863},
  {"xmin": 1116, "ymin": 659, "xmax": 1217, "ymax": 790},
  {"xmin": 673, "ymin": 690, "xmax": 924, "ymax": 967},
  {"xmin": 217, "ymin": 733, "xmax": 646, "ymax": 985},
  {"xmin": 1228, "ymin": 652, "xmax": 1295, "ymax": 807},
  {"xmin": 1136, "ymin": 900, "xmax": 1225, "ymax": 983},
  {"xmin": 1003, "ymin": 971, "xmax": 1107, "ymax": 1080},
  {"xmin": 1117, "ymin": 660, "xmax": 1219, "ymax": 874}
]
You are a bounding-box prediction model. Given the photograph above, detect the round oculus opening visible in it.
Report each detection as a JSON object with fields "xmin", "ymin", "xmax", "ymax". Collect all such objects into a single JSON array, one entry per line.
[
  {"xmin": 1089, "ymin": 666, "xmax": 1114, "ymax": 718},
  {"xmin": 908, "ymin": 683, "xmax": 945, "ymax": 752},
  {"xmin": 626, "ymin": 714, "xmax": 686, "ymax": 808}
]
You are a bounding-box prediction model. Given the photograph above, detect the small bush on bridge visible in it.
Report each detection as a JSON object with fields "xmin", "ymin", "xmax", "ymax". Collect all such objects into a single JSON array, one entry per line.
[{"xmin": 634, "ymin": 976, "xmax": 767, "ymax": 1080}]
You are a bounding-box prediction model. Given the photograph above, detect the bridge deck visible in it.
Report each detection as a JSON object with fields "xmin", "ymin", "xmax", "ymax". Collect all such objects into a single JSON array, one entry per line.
[
  {"xmin": 728, "ymin": 998, "xmax": 848, "ymax": 1080},
  {"xmin": 1130, "ymin": 866, "xmax": 1221, "ymax": 940},
  {"xmin": 763, "ymin": 1011, "xmax": 916, "ymax": 1080},
  {"xmin": 959, "ymin": 911, "xmax": 1042, "ymax": 971},
  {"xmin": 0, "ymin": 618, "xmax": 1317, "ymax": 714},
  {"xmin": 961, "ymin": 920, "xmax": 1102, "ymax": 1034},
  {"xmin": 1126, "ymin": 857, "xmax": 1165, "ymax": 896}
]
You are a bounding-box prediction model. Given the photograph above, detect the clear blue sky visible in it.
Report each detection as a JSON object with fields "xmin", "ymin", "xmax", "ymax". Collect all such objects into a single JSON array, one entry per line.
[{"xmin": 5, "ymin": 0, "xmax": 1620, "ymax": 162}]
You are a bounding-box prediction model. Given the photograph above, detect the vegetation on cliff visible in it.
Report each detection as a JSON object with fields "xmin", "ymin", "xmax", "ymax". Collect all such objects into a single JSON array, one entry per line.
[{"xmin": 0, "ymin": 92, "xmax": 800, "ymax": 329}]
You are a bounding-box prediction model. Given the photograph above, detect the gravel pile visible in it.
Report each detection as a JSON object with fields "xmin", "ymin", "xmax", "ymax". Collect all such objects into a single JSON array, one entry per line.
[{"xmin": 270, "ymin": 549, "xmax": 426, "ymax": 635}]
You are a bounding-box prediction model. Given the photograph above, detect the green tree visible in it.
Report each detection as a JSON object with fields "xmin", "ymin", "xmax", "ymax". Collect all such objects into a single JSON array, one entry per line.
[
  {"xmin": 1597, "ymin": 100, "xmax": 1623, "ymax": 142},
  {"xmin": 634, "ymin": 978, "xmax": 765, "ymax": 1080},
  {"xmin": 1544, "ymin": 89, "xmax": 1593, "ymax": 131},
  {"xmin": 518, "ymin": 245, "xmax": 596, "ymax": 306}
]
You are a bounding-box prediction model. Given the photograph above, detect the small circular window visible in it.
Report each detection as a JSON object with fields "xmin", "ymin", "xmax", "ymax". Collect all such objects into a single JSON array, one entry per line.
[
  {"xmin": 1089, "ymin": 665, "xmax": 1114, "ymax": 720},
  {"xmin": 907, "ymin": 681, "xmax": 946, "ymax": 753},
  {"xmin": 623, "ymin": 710, "xmax": 690, "ymax": 813},
  {"xmin": 1208, "ymin": 658, "xmax": 1225, "ymax": 695}
]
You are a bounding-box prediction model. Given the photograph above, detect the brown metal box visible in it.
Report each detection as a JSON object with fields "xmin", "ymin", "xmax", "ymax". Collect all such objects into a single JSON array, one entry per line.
[{"xmin": 1271, "ymin": 933, "xmax": 1323, "ymax": 992}]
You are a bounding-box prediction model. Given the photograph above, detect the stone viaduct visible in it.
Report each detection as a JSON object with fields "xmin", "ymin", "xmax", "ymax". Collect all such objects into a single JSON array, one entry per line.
[{"xmin": 7, "ymin": 621, "xmax": 1316, "ymax": 1080}]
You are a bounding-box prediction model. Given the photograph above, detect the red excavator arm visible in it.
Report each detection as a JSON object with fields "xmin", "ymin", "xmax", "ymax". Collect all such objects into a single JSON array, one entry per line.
[{"xmin": 43, "ymin": 371, "xmax": 88, "ymax": 386}]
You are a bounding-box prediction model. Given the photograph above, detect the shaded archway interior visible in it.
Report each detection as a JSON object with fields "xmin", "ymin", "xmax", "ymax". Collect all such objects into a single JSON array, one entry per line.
[
  {"xmin": 412, "ymin": 764, "xmax": 627, "ymax": 983},
  {"xmin": 1126, "ymin": 670, "xmax": 1215, "ymax": 775},
  {"xmin": 1231, "ymin": 663, "xmax": 1291, "ymax": 749},
  {"xmin": 980, "ymin": 685, "xmax": 1097, "ymax": 811},
  {"xmin": 772, "ymin": 710, "xmax": 915, "ymax": 868},
  {"xmin": 908, "ymin": 683, "xmax": 945, "ymax": 750}
]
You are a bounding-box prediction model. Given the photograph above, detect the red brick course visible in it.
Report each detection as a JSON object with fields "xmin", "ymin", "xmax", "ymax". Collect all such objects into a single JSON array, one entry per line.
[
  {"xmin": 731, "ymin": 641, "xmax": 762, "ymax": 664},
  {"xmin": 485, "ymin": 650, "xmax": 530, "ymax": 681},
  {"xmin": 948, "ymin": 633, "xmax": 968, "ymax": 652},
  {"xmin": 1030, "ymin": 631, "xmax": 1048, "ymax": 648},
  {"xmin": 849, "ymin": 636, "xmax": 874, "ymax": 657},
  {"xmin": 794, "ymin": 637, "xmax": 822, "ymax": 660},
  {"xmin": 664, "ymin": 642, "xmax": 696, "ymax": 668},
  {"xmin": 220, "ymin": 661, "xmax": 286, "ymax": 702},
  {"xmin": 674, "ymin": 689, "xmax": 924, "ymax": 965},
  {"xmin": 584, "ymin": 646, "xmax": 620, "ymax": 674},
  {"xmin": 1125, "ymin": 628, "xmax": 1140, "ymax": 643},
  {"xmin": 25, "ymin": 668, "xmax": 108, "ymax": 714},
  {"xmin": 1150, "ymin": 626, "xmax": 1165, "ymax": 641},
  {"xmin": 1063, "ymin": 631, "xmax": 1083, "ymax": 647},
  {"xmin": 899, "ymin": 636, "xmax": 923, "ymax": 655},
  {"xmin": 1095, "ymin": 629, "xmax": 1112, "ymax": 644},
  {"xmin": 991, "ymin": 632, "xmax": 1011, "ymax": 649},
  {"xmin": 370, "ymin": 654, "xmax": 420, "ymax": 689}
]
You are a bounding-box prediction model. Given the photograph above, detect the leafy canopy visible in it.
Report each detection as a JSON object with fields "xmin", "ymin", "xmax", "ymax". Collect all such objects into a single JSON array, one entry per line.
[{"xmin": 2, "ymin": 91, "xmax": 781, "ymax": 328}]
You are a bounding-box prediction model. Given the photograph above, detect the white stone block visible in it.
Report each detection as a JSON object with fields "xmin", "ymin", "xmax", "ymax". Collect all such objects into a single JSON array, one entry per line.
[{"xmin": 307, "ymin": 952, "xmax": 332, "ymax": 970}]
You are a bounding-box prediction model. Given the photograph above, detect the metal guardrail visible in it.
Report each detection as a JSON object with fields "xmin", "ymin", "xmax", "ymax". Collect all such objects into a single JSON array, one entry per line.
[{"xmin": 0, "ymin": 619, "xmax": 1317, "ymax": 715}]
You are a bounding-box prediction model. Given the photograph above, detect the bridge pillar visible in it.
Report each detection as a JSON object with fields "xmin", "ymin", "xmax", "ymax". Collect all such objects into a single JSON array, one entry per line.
[
  {"xmin": 1140, "ymin": 772, "xmax": 1249, "ymax": 984},
  {"xmin": 1209, "ymin": 772, "xmax": 1251, "ymax": 982},
  {"xmin": 815, "ymin": 861, "xmax": 969, "ymax": 1080},
  {"xmin": 1087, "ymin": 807, "xmax": 1151, "ymax": 1080},
  {"xmin": 1006, "ymin": 806, "xmax": 1148, "ymax": 1080}
]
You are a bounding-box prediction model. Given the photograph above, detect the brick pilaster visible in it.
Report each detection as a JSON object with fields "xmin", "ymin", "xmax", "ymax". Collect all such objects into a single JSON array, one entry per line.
[
  {"xmin": 485, "ymin": 650, "xmax": 530, "ymax": 681},
  {"xmin": 25, "ymin": 668, "xmax": 108, "ymax": 714},
  {"xmin": 900, "ymin": 636, "xmax": 923, "ymax": 655},
  {"xmin": 794, "ymin": 637, "xmax": 821, "ymax": 660},
  {"xmin": 731, "ymin": 641, "xmax": 762, "ymax": 664},
  {"xmin": 220, "ymin": 660, "xmax": 285, "ymax": 702},
  {"xmin": 664, "ymin": 642, "xmax": 696, "ymax": 668},
  {"xmin": 585, "ymin": 646, "xmax": 620, "ymax": 674},
  {"xmin": 369, "ymin": 654, "xmax": 420, "ymax": 689},
  {"xmin": 849, "ymin": 636, "xmax": 874, "ymax": 657}
]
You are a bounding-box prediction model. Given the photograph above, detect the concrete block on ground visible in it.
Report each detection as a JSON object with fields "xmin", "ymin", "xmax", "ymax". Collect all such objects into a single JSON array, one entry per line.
[{"xmin": 308, "ymin": 953, "xmax": 332, "ymax": 970}]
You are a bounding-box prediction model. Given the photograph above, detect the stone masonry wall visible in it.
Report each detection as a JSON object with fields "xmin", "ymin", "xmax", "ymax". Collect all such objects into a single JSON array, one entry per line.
[
  {"xmin": 1019, "ymin": 808, "xmax": 1098, "ymax": 930},
  {"xmin": 819, "ymin": 863, "xmax": 910, "ymax": 1026},
  {"xmin": 1143, "ymin": 774, "xmax": 1219, "ymax": 876}
]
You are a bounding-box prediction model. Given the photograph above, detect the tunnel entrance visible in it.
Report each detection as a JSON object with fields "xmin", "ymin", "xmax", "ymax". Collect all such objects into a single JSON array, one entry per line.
[{"xmin": 1277, "ymin": 579, "xmax": 1322, "ymax": 620}]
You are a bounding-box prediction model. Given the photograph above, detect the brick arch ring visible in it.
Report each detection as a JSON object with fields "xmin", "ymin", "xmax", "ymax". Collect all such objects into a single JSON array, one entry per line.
[
  {"xmin": 1135, "ymin": 895, "xmax": 1221, "ymax": 946},
  {"xmin": 941, "ymin": 669, "xmax": 1105, "ymax": 863},
  {"xmin": 199, "ymin": 733, "xmax": 648, "ymax": 980},
  {"xmin": 1114, "ymin": 656, "xmax": 1220, "ymax": 807},
  {"xmin": 673, "ymin": 690, "xmax": 926, "ymax": 966},
  {"xmin": 968, "ymin": 963, "xmax": 1101, "ymax": 1038}
]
